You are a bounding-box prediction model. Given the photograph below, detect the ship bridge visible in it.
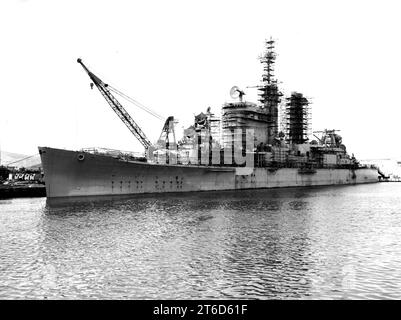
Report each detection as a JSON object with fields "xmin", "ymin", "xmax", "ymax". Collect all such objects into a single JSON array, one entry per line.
[{"xmin": 222, "ymin": 101, "xmax": 269, "ymax": 148}]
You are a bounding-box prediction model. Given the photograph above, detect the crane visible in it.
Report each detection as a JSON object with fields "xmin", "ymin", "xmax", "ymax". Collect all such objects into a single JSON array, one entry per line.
[{"xmin": 77, "ymin": 58, "xmax": 153, "ymax": 151}]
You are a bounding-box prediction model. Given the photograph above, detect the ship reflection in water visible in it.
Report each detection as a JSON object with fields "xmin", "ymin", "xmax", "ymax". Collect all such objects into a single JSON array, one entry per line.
[{"xmin": 1, "ymin": 183, "xmax": 401, "ymax": 299}]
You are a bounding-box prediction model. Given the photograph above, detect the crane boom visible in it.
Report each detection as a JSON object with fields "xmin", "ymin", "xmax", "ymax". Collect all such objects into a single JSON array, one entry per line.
[{"xmin": 77, "ymin": 58, "xmax": 152, "ymax": 150}]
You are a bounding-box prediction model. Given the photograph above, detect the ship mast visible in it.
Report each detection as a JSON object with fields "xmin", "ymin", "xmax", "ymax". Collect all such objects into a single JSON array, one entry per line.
[{"xmin": 258, "ymin": 38, "xmax": 282, "ymax": 144}]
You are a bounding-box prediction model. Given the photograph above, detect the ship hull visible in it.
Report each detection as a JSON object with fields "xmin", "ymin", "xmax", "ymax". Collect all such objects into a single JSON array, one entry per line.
[{"xmin": 39, "ymin": 147, "xmax": 379, "ymax": 198}]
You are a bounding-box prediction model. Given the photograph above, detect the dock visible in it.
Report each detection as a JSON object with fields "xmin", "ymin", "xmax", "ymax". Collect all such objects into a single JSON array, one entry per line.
[{"xmin": 0, "ymin": 183, "xmax": 46, "ymax": 199}]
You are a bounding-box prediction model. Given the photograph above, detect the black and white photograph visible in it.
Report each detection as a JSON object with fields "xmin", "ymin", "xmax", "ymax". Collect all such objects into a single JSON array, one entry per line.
[{"xmin": 1, "ymin": 0, "xmax": 401, "ymax": 307}]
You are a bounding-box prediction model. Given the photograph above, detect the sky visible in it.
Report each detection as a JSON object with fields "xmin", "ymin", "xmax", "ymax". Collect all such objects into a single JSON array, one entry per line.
[{"xmin": 1, "ymin": 0, "xmax": 400, "ymax": 161}]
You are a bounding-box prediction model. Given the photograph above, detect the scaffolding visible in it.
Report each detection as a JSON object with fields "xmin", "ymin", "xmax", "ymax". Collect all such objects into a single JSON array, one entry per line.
[
  {"xmin": 209, "ymin": 113, "xmax": 222, "ymax": 146},
  {"xmin": 285, "ymin": 92, "xmax": 311, "ymax": 144},
  {"xmin": 278, "ymin": 100, "xmax": 287, "ymax": 137},
  {"xmin": 221, "ymin": 101, "xmax": 269, "ymax": 151}
]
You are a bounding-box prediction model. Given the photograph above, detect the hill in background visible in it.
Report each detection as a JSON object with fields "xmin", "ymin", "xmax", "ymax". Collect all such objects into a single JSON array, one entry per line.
[{"xmin": 0, "ymin": 151, "xmax": 41, "ymax": 169}]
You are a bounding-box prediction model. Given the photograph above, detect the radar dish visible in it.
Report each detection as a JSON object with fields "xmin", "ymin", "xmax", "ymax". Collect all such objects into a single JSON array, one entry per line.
[
  {"xmin": 230, "ymin": 86, "xmax": 241, "ymax": 99},
  {"xmin": 230, "ymin": 86, "xmax": 245, "ymax": 101}
]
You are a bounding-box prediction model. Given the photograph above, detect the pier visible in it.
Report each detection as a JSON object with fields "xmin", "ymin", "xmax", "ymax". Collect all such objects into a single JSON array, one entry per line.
[{"xmin": 0, "ymin": 183, "xmax": 45, "ymax": 199}]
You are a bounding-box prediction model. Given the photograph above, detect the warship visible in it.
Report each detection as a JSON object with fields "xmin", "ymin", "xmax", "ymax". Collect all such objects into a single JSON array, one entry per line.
[{"xmin": 39, "ymin": 39, "xmax": 379, "ymax": 198}]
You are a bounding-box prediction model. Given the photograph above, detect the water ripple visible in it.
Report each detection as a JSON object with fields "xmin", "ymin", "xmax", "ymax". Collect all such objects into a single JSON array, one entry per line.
[{"xmin": 1, "ymin": 183, "xmax": 401, "ymax": 299}]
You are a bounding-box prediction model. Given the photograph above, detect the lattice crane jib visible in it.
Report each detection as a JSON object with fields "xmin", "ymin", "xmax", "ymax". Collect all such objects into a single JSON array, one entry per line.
[{"xmin": 77, "ymin": 58, "xmax": 152, "ymax": 150}]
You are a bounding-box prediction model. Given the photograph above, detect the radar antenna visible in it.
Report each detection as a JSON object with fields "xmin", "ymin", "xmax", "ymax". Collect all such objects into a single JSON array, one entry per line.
[{"xmin": 230, "ymin": 86, "xmax": 245, "ymax": 102}]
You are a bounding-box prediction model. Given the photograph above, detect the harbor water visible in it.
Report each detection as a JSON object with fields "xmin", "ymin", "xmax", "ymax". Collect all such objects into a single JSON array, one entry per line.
[{"xmin": 1, "ymin": 183, "xmax": 401, "ymax": 299}]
